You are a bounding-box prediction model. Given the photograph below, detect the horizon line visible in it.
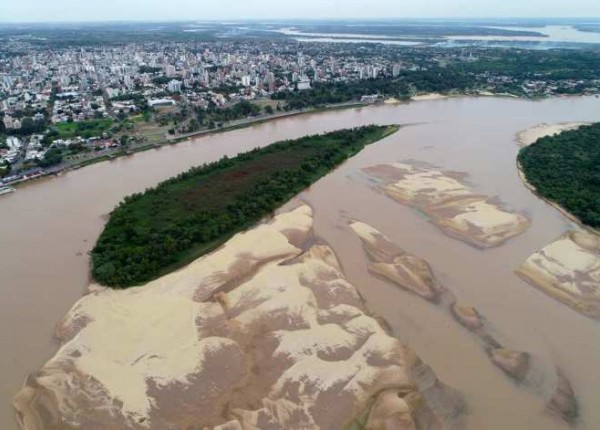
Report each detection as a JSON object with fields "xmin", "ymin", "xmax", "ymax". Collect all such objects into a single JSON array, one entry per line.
[{"xmin": 1, "ymin": 16, "xmax": 600, "ymax": 25}]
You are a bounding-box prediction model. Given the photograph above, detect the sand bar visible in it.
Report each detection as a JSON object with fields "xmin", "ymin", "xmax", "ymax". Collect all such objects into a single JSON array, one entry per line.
[
  {"xmin": 517, "ymin": 230, "xmax": 600, "ymax": 319},
  {"xmin": 516, "ymin": 122, "xmax": 588, "ymax": 147},
  {"xmin": 14, "ymin": 205, "xmax": 462, "ymax": 430},
  {"xmin": 364, "ymin": 162, "xmax": 530, "ymax": 248}
]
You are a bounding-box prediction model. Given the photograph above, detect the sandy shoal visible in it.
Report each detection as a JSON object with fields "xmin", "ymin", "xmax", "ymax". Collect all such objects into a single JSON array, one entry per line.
[{"xmin": 516, "ymin": 122, "xmax": 588, "ymax": 147}]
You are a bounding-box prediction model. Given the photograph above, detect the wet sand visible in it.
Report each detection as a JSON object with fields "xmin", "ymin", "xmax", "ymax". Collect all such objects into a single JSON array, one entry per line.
[
  {"xmin": 2, "ymin": 96, "xmax": 600, "ymax": 429},
  {"xmin": 516, "ymin": 122, "xmax": 588, "ymax": 147}
]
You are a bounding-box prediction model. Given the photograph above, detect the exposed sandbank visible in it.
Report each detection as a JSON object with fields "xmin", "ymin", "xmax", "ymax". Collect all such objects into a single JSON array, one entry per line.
[
  {"xmin": 350, "ymin": 221, "xmax": 443, "ymax": 301},
  {"xmin": 14, "ymin": 205, "xmax": 464, "ymax": 430},
  {"xmin": 516, "ymin": 122, "xmax": 588, "ymax": 147},
  {"xmin": 517, "ymin": 230, "xmax": 600, "ymax": 319},
  {"xmin": 363, "ymin": 162, "xmax": 530, "ymax": 248},
  {"xmin": 349, "ymin": 220, "xmax": 579, "ymax": 424}
]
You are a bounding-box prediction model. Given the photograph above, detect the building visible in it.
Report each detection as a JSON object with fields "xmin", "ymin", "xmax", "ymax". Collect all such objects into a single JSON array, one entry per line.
[
  {"xmin": 168, "ymin": 80, "xmax": 182, "ymax": 93},
  {"xmin": 267, "ymin": 72, "xmax": 276, "ymax": 93},
  {"xmin": 297, "ymin": 77, "xmax": 311, "ymax": 91},
  {"xmin": 148, "ymin": 98, "xmax": 176, "ymax": 108}
]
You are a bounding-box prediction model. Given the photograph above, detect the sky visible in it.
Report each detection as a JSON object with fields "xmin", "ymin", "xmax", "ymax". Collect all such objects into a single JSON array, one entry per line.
[{"xmin": 1, "ymin": 0, "xmax": 599, "ymax": 22}]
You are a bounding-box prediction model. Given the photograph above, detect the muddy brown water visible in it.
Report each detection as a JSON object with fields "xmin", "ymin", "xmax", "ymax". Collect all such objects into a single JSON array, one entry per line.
[{"xmin": 1, "ymin": 96, "xmax": 600, "ymax": 430}]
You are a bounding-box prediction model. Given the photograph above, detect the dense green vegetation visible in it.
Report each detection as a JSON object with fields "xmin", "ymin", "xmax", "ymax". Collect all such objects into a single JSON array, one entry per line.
[
  {"xmin": 36, "ymin": 148, "xmax": 63, "ymax": 168},
  {"xmin": 92, "ymin": 125, "xmax": 398, "ymax": 287},
  {"xmin": 518, "ymin": 122, "xmax": 600, "ymax": 228}
]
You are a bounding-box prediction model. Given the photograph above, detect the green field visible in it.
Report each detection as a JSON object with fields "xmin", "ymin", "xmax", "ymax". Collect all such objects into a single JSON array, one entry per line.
[
  {"xmin": 92, "ymin": 125, "xmax": 399, "ymax": 288},
  {"xmin": 518, "ymin": 122, "xmax": 600, "ymax": 228},
  {"xmin": 54, "ymin": 118, "xmax": 113, "ymax": 139}
]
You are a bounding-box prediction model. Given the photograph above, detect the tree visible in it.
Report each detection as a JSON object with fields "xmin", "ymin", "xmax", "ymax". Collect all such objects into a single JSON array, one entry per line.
[
  {"xmin": 264, "ymin": 105, "xmax": 274, "ymax": 115},
  {"xmin": 36, "ymin": 148, "xmax": 63, "ymax": 168}
]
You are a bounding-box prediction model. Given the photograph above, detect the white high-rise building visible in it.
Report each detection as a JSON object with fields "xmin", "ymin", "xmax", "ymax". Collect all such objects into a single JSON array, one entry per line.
[{"xmin": 168, "ymin": 80, "xmax": 182, "ymax": 93}]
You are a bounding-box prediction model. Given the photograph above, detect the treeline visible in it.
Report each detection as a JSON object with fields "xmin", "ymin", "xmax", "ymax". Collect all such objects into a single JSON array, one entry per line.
[
  {"xmin": 91, "ymin": 125, "xmax": 398, "ymax": 287},
  {"xmin": 518, "ymin": 122, "xmax": 600, "ymax": 228},
  {"xmin": 201, "ymin": 100, "xmax": 261, "ymax": 123},
  {"xmin": 272, "ymin": 67, "xmax": 472, "ymax": 109}
]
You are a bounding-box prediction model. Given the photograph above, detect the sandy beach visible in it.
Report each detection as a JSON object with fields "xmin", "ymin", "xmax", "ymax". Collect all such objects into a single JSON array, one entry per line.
[
  {"xmin": 516, "ymin": 122, "xmax": 588, "ymax": 147},
  {"xmin": 411, "ymin": 93, "xmax": 450, "ymax": 101}
]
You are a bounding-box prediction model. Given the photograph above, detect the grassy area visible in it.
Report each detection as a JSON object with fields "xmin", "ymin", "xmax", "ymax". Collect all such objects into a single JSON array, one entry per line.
[
  {"xmin": 135, "ymin": 121, "xmax": 170, "ymax": 145},
  {"xmin": 92, "ymin": 125, "xmax": 399, "ymax": 288},
  {"xmin": 54, "ymin": 118, "xmax": 113, "ymax": 139}
]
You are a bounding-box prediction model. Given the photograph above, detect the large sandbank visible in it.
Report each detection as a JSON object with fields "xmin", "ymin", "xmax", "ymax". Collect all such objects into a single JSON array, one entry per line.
[
  {"xmin": 517, "ymin": 230, "xmax": 600, "ymax": 319},
  {"xmin": 364, "ymin": 163, "xmax": 530, "ymax": 248},
  {"xmin": 14, "ymin": 205, "xmax": 463, "ymax": 430}
]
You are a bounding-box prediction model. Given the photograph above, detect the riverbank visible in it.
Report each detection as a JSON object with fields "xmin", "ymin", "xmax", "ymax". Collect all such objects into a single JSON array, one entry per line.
[
  {"xmin": 516, "ymin": 122, "xmax": 589, "ymax": 147},
  {"xmin": 2, "ymin": 102, "xmax": 368, "ymax": 190},
  {"xmin": 515, "ymin": 122, "xmax": 600, "ymax": 320},
  {"xmin": 516, "ymin": 163, "xmax": 600, "ymax": 237},
  {"xmin": 3, "ymin": 96, "xmax": 590, "ymax": 191},
  {"xmin": 410, "ymin": 91, "xmax": 521, "ymax": 102}
]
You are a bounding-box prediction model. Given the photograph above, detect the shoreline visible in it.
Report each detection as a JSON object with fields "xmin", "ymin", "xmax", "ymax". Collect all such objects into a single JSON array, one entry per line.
[
  {"xmin": 4, "ymin": 95, "xmax": 597, "ymax": 191},
  {"xmin": 516, "ymin": 161, "xmax": 600, "ymax": 236},
  {"xmin": 514, "ymin": 122, "xmax": 600, "ymax": 236},
  {"xmin": 516, "ymin": 122, "xmax": 589, "ymax": 147},
  {"xmin": 3, "ymin": 101, "xmax": 368, "ymax": 190}
]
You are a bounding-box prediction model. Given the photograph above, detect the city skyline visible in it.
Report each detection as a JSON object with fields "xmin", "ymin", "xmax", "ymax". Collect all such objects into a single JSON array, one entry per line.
[{"xmin": 1, "ymin": 0, "xmax": 600, "ymax": 22}]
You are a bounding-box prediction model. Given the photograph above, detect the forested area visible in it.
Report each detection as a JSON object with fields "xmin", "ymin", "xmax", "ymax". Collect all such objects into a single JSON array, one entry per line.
[
  {"xmin": 92, "ymin": 125, "xmax": 398, "ymax": 287},
  {"xmin": 518, "ymin": 122, "xmax": 600, "ymax": 228}
]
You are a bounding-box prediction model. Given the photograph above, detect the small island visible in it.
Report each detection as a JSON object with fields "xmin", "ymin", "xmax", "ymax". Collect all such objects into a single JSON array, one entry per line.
[
  {"xmin": 92, "ymin": 125, "xmax": 399, "ymax": 287},
  {"xmin": 518, "ymin": 122, "xmax": 600, "ymax": 229}
]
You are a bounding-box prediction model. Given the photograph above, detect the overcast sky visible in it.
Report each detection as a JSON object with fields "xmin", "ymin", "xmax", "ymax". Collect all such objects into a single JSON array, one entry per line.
[{"xmin": 1, "ymin": 0, "xmax": 599, "ymax": 22}]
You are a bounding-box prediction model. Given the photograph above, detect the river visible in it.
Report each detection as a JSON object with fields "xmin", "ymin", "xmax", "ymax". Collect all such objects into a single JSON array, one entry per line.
[{"xmin": 1, "ymin": 96, "xmax": 600, "ymax": 429}]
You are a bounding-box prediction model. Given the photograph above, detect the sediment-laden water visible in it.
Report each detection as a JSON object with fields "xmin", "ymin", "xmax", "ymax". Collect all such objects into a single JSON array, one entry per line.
[{"xmin": 1, "ymin": 96, "xmax": 600, "ymax": 429}]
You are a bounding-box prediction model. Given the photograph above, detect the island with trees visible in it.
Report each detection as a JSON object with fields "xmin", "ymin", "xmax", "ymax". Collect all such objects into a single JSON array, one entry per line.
[
  {"xmin": 518, "ymin": 122, "xmax": 600, "ymax": 228},
  {"xmin": 91, "ymin": 125, "xmax": 399, "ymax": 287}
]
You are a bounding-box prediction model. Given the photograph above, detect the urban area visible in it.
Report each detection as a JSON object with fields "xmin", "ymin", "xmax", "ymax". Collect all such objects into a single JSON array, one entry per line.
[{"xmin": 1, "ymin": 35, "xmax": 600, "ymax": 189}]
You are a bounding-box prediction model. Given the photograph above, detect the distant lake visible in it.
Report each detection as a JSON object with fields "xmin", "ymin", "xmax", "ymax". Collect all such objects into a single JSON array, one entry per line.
[
  {"xmin": 277, "ymin": 25, "xmax": 600, "ymax": 46},
  {"xmin": 448, "ymin": 25, "xmax": 600, "ymax": 44}
]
